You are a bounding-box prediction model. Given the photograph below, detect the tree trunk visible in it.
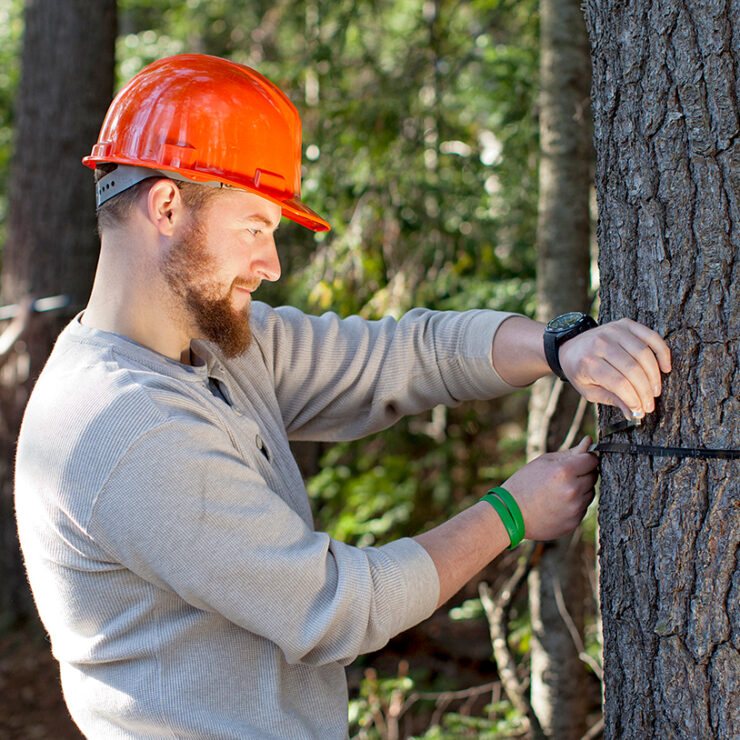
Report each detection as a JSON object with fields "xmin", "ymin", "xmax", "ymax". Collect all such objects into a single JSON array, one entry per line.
[
  {"xmin": 1, "ymin": 0, "xmax": 116, "ymax": 623},
  {"xmin": 526, "ymin": 0, "xmax": 594, "ymax": 735},
  {"xmin": 585, "ymin": 0, "xmax": 740, "ymax": 737}
]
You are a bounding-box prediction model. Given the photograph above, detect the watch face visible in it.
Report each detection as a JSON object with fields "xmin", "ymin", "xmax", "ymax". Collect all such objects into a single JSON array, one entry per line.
[{"xmin": 548, "ymin": 312, "xmax": 584, "ymax": 332}]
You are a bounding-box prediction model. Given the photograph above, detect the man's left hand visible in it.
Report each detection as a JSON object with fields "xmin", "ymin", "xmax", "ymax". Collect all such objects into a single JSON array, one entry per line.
[{"xmin": 558, "ymin": 318, "xmax": 672, "ymax": 420}]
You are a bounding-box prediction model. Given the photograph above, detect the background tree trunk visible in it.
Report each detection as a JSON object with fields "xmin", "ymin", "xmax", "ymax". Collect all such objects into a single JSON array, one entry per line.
[
  {"xmin": 525, "ymin": 0, "xmax": 594, "ymax": 735},
  {"xmin": 585, "ymin": 0, "xmax": 740, "ymax": 737},
  {"xmin": 0, "ymin": 0, "xmax": 116, "ymax": 624}
]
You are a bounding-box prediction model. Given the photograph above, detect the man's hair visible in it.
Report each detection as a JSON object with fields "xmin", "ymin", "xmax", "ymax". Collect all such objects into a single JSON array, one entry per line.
[{"xmin": 94, "ymin": 164, "xmax": 220, "ymax": 235}]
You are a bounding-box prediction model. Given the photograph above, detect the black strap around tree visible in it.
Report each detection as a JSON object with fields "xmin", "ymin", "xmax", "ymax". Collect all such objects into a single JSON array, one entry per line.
[
  {"xmin": 592, "ymin": 440, "xmax": 740, "ymax": 460},
  {"xmin": 592, "ymin": 416, "xmax": 740, "ymax": 460}
]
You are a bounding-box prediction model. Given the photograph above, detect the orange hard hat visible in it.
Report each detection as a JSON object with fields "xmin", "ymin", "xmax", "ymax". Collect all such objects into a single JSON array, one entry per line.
[{"xmin": 83, "ymin": 54, "xmax": 330, "ymax": 232}]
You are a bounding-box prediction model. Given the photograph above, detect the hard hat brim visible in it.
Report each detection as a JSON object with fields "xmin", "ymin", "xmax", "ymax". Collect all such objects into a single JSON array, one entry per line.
[{"xmin": 83, "ymin": 155, "xmax": 331, "ymax": 233}]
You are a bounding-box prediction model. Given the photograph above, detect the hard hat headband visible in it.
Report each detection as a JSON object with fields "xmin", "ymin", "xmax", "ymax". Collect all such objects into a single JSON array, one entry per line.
[{"xmin": 95, "ymin": 165, "xmax": 227, "ymax": 209}]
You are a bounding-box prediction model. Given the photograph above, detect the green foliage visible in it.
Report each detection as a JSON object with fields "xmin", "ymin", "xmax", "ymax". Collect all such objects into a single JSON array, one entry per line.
[
  {"xmin": 348, "ymin": 663, "xmax": 526, "ymax": 739},
  {"xmin": 309, "ymin": 400, "xmax": 527, "ymax": 546},
  {"xmin": 0, "ymin": 0, "xmax": 23, "ymax": 249},
  {"xmin": 413, "ymin": 707, "xmax": 525, "ymax": 739},
  {"xmin": 286, "ymin": 0, "xmax": 540, "ymax": 320},
  {"xmin": 349, "ymin": 666, "xmax": 416, "ymax": 738},
  {"xmin": 308, "ymin": 442, "xmax": 417, "ymax": 546},
  {"xmin": 449, "ymin": 598, "xmax": 485, "ymax": 622},
  {"xmin": 115, "ymin": 0, "xmax": 540, "ymax": 319},
  {"xmin": 507, "ymin": 606, "xmax": 533, "ymax": 658},
  {"xmin": 3, "ymin": 2, "xmax": 549, "ymax": 731}
]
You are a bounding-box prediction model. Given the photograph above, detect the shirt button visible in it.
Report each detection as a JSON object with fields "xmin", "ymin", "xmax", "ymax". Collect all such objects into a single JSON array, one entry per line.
[{"xmin": 255, "ymin": 434, "xmax": 264, "ymax": 450}]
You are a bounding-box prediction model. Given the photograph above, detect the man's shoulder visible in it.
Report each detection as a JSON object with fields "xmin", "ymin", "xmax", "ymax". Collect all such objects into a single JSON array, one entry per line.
[
  {"xmin": 18, "ymin": 322, "xmax": 215, "ymax": 484},
  {"xmin": 15, "ymin": 323, "xmax": 223, "ymax": 529},
  {"xmin": 248, "ymin": 301, "xmax": 306, "ymax": 338},
  {"xmin": 25, "ymin": 323, "xmax": 180, "ymax": 428}
]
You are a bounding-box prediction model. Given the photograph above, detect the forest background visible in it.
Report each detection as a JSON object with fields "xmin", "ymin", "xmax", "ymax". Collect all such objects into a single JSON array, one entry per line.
[{"xmin": 0, "ymin": 0, "xmax": 604, "ymax": 738}]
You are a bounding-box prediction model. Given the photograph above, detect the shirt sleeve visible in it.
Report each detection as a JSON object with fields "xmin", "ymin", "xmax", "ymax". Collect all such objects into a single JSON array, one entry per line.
[
  {"xmin": 87, "ymin": 413, "xmax": 440, "ymax": 667},
  {"xmin": 249, "ymin": 304, "xmax": 522, "ymax": 441}
]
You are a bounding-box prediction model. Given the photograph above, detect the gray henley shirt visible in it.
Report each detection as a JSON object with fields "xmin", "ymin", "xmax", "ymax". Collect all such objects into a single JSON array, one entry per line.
[{"xmin": 15, "ymin": 302, "xmax": 518, "ymax": 739}]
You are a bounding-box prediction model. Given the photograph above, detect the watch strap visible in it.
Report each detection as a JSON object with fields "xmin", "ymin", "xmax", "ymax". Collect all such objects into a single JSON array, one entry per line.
[
  {"xmin": 544, "ymin": 313, "xmax": 598, "ymax": 382},
  {"xmin": 544, "ymin": 331, "xmax": 567, "ymax": 380}
]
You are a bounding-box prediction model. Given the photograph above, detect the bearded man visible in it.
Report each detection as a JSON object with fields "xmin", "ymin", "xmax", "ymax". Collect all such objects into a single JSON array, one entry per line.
[{"xmin": 15, "ymin": 55, "xmax": 670, "ymax": 739}]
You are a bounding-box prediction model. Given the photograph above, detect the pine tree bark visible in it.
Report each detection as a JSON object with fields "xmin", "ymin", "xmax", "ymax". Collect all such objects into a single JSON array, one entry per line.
[
  {"xmin": 526, "ymin": 0, "xmax": 594, "ymax": 735},
  {"xmin": 0, "ymin": 0, "xmax": 116, "ymax": 622},
  {"xmin": 585, "ymin": 0, "xmax": 740, "ymax": 737}
]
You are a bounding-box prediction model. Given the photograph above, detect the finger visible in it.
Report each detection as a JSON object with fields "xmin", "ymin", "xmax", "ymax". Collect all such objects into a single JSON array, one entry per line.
[
  {"xmin": 577, "ymin": 488, "xmax": 596, "ymax": 520},
  {"xmin": 577, "ymin": 384, "xmax": 634, "ymax": 419},
  {"xmin": 599, "ymin": 392, "xmax": 635, "ymax": 420},
  {"xmin": 574, "ymin": 472, "xmax": 597, "ymax": 502},
  {"xmin": 574, "ymin": 453, "xmax": 600, "ymax": 476},
  {"xmin": 568, "ymin": 482, "xmax": 596, "ymax": 525},
  {"xmin": 610, "ymin": 330, "xmax": 665, "ymax": 401},
  {"xmin": 599, "ymin": 344, "xmax": 656, "ymax": 414},
  {"xmin": 568, "ymin": 440, "xmax": 601, "ymax": 475},
  {"xmin": 578, "ymin": 471, "xmax": 599, "ymax": 491},
  {"xmin": 576, "ymin": 437, "xmax": 601, "ymax": 466},
  {"xmin": 577, "ymin": 363, "xmax": 643, "ymax": 417},
  {"xmin": 619, "ymin": 319, "xmax": 672, "ymax": 375}
]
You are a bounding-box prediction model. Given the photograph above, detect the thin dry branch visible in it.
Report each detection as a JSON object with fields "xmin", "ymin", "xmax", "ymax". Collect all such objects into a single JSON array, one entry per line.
[
  {"xmin": 404, "ymin": 679, "xmax": 500, "ymax": 707},
  {"xmin": 479, "ymin": 543, "xmax": 542, "ymax": 735},
  {"xmin": 581, "ymin": 716, "xmax": 604, "ymax": 740},
  {"xmin": 530, "ymin": 377, "xmax": 565, "ymax": 458},
  {"xmin": 403, "ymin": 680, "xmax": 501, "ymax": 729},
  {"xmin": 559, "ymin": 394, "xmax": 589, "ymax": 450},
  {"xmin": 0, "ymin": 298, "xmax": 33, "ymax": 369},
  {"xmin": 552, "ymin": 571, "xmax": 603, "ymax": 681}
]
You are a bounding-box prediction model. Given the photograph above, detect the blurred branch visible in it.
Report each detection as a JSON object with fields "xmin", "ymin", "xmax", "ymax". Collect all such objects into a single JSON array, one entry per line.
[
  {"xmin": 529, "ymin": 377, "xmax": 564, "ymax": 458},
  {"xmin": 0, "ymin": 294, "xmax": 71, "ymax": 320},
  {"xmin": 551, "ymin": 531, "xmax": 603, "ymax": 682},
  {"xmin": 358, "ymin": 665, "xmax": 504, "ymax": 740},
  {"xmin": 404, "ymin": 679, "xmax": 501, "ymax": 729},
  {"xmin": 0, "ymin": 297, "xmax": 33, "ymax": 367},
  {"xmin": 0, "ymin": 294, "xmax": 72, "ymax": 371},
  {"xmin": 479, "ymin": 542, "xmax": 543, "ymax": 735},
  {"xmin": 581, "ymin": 716, "xmax": 604, "ymax": 739},
  {"xmin": 559, "ymin": 394, "xmax": 589, "ymax": 450}
]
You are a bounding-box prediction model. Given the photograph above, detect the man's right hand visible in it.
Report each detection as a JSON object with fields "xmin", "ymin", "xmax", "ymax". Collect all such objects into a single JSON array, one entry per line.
[
  {"xmin": 503, "ymin": 436, "xmax": 599, "ymax": 541},
  {"xmin": 414, "ymin": 436, "xmax": 599, "ymax": 609}
]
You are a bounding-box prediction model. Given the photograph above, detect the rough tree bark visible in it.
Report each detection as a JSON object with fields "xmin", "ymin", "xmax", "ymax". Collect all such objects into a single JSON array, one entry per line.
[
  {"xmin": 585, "ymin": 0, "xmax": 740, "ymax": 737},
  {"xmin": 0, "ymin": 0, "xmax": 116, "ymax": 622},
  {"xmin": 525, "ymin": 0, "xmax": 594, "ymax": 735}
]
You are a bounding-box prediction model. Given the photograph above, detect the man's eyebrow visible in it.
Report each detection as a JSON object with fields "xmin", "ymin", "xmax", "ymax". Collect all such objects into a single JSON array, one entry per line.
[{"xmin": 246, "ymin": 214, "xmax": 280, "ymax": 230}]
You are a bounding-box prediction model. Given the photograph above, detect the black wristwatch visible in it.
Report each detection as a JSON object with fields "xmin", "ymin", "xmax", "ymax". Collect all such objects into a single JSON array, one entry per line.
[{"xmin": 543, "ymin": 312, "xmax": 598, "ymax": 381}]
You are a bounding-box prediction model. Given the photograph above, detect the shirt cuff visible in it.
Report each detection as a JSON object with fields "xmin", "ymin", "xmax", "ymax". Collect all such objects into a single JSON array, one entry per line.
[
  {"xmin": 371, "ymin": 537, "xmax": 440, "ymax": 634},
  {"xmin": 456, "ymin": 310, "xmax": 525, "ymax": 399}
]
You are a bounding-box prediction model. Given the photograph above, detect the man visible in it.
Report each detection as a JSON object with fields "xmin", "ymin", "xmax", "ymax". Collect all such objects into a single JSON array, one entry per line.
[{"xmin": 15, "ymin": 55, "xmax": 671, "ymax": 739}]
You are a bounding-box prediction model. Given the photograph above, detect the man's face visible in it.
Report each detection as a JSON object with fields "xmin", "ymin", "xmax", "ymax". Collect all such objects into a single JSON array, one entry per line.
[{"xmin": 161, "ymin": 188, "xmax": 282, "ymax": 358}]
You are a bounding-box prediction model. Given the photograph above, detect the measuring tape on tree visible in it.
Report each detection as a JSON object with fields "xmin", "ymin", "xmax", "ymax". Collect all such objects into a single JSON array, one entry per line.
[{"xmin": 590, "ymin": 418, "xmax": 740, "ymax": 460}]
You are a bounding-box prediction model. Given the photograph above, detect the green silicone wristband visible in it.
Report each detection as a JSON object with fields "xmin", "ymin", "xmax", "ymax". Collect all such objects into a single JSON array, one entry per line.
[
  {"xmin": 487, "ymin": 486, "xmax": 525, "ymax": 546},
  {"xmin": 479, "ymin": 493, "xmax": 520, "ymax": 549}
]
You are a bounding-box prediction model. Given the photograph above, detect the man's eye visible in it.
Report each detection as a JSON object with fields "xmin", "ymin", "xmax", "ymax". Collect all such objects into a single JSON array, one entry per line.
[{"xmin": 247, "ymin": 228, "xmax": 261, "ymax": 236}]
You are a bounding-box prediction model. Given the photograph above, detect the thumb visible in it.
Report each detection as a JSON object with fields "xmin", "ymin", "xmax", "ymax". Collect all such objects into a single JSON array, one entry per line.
[{"xmin": 573, "ymin": 435, "xmax": 592, "ymax": 453}]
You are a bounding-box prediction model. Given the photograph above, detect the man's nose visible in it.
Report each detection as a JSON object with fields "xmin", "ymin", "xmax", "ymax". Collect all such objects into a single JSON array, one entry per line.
[{"xmin": 253, "ymin": 236, "xmax": 281, "ymax": 282}]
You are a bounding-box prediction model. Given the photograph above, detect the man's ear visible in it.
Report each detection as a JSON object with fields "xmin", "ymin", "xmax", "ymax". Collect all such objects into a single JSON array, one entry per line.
[{"xmin": 146, "ymin": 179, "xmax": 186, "ymax": 236}]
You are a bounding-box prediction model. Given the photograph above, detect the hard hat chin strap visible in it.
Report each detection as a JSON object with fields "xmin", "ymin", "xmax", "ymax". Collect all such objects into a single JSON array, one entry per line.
[{"xmin": 95, "ymin": 164, "xmax": 227, "ymax": 209}]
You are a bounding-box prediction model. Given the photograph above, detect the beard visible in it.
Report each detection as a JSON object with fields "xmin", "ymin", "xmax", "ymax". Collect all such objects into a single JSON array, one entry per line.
[{"xmin": 161, "ymin": 219, "xmax": 254, "ymax": 359}]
